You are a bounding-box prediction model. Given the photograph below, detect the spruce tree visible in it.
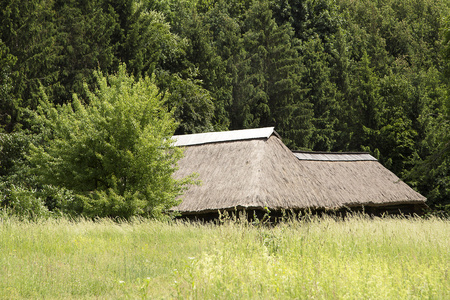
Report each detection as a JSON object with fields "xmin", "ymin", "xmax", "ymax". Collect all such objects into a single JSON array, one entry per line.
[{"xmin": 237, "ymin": 0, "xmax": 314, "ymax": 148}]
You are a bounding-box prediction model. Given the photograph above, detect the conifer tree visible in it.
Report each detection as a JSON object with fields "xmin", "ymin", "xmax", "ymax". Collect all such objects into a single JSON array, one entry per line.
[
  {"xmin": 299, "ymin": 36, "xmax": 339, "ymax": 151},
  {"xmin": 0, "ymin": 40, "xmax": 18, "ymax": 132},
  {"xmin": 236, "ymin": 0, "xmax": 314, "ymax": 148}
]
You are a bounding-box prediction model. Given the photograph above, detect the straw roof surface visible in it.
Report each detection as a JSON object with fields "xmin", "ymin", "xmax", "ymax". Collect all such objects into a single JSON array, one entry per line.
[{"xmin": 172, "ymin": 128, "xmax": 426, "ymax": 214}]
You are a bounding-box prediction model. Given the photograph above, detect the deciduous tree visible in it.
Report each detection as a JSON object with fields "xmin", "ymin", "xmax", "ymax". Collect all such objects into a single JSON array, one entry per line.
[{"xmin": 27, "ymin": 65, "xmax": 192, "ymax": 218}]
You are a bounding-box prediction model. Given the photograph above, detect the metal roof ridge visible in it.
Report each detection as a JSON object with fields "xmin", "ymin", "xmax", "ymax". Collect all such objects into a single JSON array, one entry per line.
[
  {"xmin": 293, "ymin": 151, "xmax": 377, "ymax": 162},
  {"xmin": 293, "ymin": 150, "xmax": 372, "ymax": 155},
  {"xmin": 173, "ymin": 127, "xmax": 278, "ymax": 147}
]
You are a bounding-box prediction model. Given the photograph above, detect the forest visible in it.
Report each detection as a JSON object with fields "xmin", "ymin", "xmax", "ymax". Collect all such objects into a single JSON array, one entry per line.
[{"xmin": 1, "ymin": 0, "xmax": 449, "ymax": 218}]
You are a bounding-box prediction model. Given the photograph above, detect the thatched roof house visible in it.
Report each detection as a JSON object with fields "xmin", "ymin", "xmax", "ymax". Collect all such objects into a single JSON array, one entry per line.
[{"xmin": 172, "ymin": 127, "xmax": 426, "ymax": 216}]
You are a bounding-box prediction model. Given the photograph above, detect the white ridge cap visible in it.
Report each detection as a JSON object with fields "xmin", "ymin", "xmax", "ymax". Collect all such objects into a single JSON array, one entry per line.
[
  {"xmin": 173, "ymin": 127, "xmax": 279, "ymax": 147},
  {"xmin": 293, "ymin": 151, "xmax": 377, "ymax": 162}
]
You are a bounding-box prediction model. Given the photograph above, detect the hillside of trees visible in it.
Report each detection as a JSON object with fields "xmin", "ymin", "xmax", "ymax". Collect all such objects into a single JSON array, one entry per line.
[{"xmin": 1, "ymin": 0, "xmax": 449, "ymax": 217}]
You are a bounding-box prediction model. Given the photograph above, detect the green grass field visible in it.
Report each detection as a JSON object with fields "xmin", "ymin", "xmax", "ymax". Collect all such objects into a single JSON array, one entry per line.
[{"xmin": 0, "ymin": 215, "xmax": 449, "ymax": 299}]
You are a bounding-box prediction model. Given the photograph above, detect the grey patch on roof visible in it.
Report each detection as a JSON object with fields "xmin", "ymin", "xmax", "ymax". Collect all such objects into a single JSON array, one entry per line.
[
  {"xmin": 293, "ymin": 151, "xmax": 377, "ymax": 161},
  {"xmin": 173, "ymin": 127, "xmax": 280, "ymax": 147}
]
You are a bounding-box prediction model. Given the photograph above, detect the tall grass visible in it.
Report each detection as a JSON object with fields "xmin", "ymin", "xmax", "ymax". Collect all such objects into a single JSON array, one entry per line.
[{"xmin": 0, "ymin": 215, "xmax": 448, "ymax": 299}]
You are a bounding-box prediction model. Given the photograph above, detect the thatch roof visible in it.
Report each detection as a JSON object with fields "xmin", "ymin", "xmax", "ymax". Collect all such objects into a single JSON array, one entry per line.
[{"xmin": 172, "ymin": 128, "xmax": 426, "ymax": 214}]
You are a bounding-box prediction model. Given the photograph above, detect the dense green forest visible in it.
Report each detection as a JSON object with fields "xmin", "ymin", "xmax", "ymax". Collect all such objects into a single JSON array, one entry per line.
[{"xmin": 1, "ymin": 0, "xmax": 449, "ymax": 217}]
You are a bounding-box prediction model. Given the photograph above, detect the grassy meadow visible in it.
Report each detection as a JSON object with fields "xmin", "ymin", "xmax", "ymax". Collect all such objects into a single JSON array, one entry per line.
[{"xmin": 0, "ymin": 214, "xmax": 449, "ymax": 299}]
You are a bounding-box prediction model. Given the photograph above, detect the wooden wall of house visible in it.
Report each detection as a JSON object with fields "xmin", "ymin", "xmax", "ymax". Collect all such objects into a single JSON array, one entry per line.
[{"xmin": 176, "ymin": 204, "xmax": 427, "ymax": 223}]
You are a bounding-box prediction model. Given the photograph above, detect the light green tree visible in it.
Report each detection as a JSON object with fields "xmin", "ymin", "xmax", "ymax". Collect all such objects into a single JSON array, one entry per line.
[{"xmin": 27, "ymin": 65, "xmax": 192, "ymax": 218}]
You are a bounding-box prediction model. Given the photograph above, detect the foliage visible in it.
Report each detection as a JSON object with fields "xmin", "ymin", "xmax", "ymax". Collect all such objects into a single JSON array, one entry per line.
[
  {"xmin": 228, "ymin": 0, "xmax": 314, "ymax": 148},
  {"xmin": 444, "ymin": 16, "xmax": 450, "ymax": 79},
  {"xmin": 0, "ymin": 130, "xmax": 75, "ymax": 219},
  {"xmin": 0, "ymin": 131, "xmax": 41, "ymax": 219},
  {"xmin": 160, "ymin": 73, "xmax": 215, "ymax": 134},
  {"xmin": 51, "ymin": 0, "xmax": 119, "ymax": 104},
  {"xmin": 0, "ymin": 185, "xmax": 50, "ymax": 220},
  {"xmin": 26, "ymin": 65, "xmax": 192, "ymax": 218},
  {"xmin": 0, "ymin": 39, "xmax": 18, "ymax": 132},
  {"xmin": 1, "ymin": 0, "xmax": 450, "ymax": 209}
]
